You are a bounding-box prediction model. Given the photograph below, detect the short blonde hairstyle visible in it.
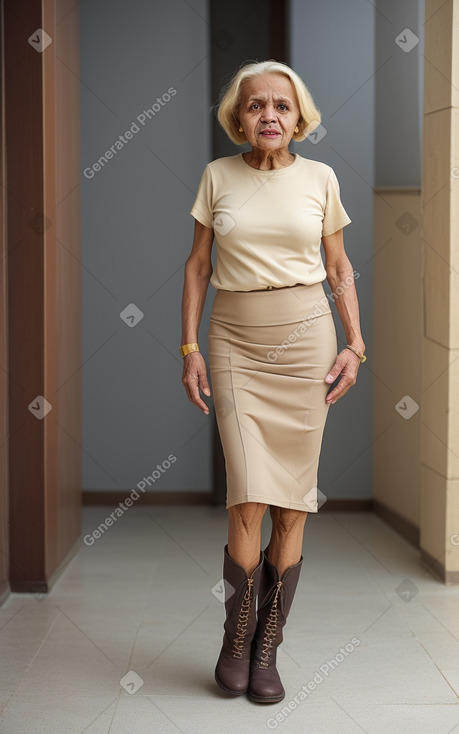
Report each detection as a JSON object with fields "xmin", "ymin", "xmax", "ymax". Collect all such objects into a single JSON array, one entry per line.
[{"xmin": 216, "ymin": 60, "xmax": 321, "ymax": 145}]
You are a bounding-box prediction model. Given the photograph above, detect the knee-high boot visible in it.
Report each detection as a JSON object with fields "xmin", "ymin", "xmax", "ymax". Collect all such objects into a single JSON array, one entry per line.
[
  {"xmin": 214, "ymin": 545, "xmax": 264, "ymax": 695},
  {"xmin": 248, "ymin": 549, "xmax": 303, "ymax": 703}
]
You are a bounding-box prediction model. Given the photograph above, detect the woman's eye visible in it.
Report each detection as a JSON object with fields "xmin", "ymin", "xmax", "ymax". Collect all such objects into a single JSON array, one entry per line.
[{"xmin": 249, "ymin": 103, "xmax": 288, "ymax": 110}]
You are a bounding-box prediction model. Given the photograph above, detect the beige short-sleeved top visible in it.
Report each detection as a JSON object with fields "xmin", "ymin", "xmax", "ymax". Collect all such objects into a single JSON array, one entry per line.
[{"xmin": 189, "ymin": 152, "xmax": 351, "ymax": 292}]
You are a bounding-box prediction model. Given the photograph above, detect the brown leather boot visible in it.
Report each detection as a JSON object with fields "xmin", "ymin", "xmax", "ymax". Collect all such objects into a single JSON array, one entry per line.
[
  {"xmin": 248, "ymin": 549, "xmax": 303, "ymax": 703},
  {"xmin": 214, "ymin": 545, "xmax": 263, "ymax": 695}
]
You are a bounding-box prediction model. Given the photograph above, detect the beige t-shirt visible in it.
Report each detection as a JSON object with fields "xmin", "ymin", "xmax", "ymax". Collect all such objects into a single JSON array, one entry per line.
[{"xmin": 189, "ymin": 152, "xmax": 351, "ymax": 292}]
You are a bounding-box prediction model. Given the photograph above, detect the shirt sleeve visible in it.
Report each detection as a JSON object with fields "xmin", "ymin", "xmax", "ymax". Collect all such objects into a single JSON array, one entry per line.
[
  {"xmin": 189, "ymin": 164, "xmax": 214, "ymax": 228},
  {"xmin": 322, "ymin": 168, "xmax": 352, "ymax": 236}
]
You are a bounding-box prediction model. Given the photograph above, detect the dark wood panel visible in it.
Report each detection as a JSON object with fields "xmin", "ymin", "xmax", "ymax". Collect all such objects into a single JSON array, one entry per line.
[
  {"xmin": 5, "ymin": 0, "xmax": 46, "ymax": 588},
  {"xmin": 44, "ymin": 0, "xmax": 82, "ymax": 583},
  {"xmin": 0, "ymin": 0, "xmax": 10, "ymax": 604},
  {"xmin": 4, "ymin": 0, "xmax": 81, "ymax": 592}
]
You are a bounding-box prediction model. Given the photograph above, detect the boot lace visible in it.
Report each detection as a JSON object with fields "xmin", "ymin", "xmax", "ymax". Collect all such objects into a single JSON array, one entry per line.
[
  {"xmin": 232, "ymin": 577, "xmax": 254, "ymax": 658},
  {"xmin": 259, "ymin": 581, "xmax": 283, "ymax": 668}
]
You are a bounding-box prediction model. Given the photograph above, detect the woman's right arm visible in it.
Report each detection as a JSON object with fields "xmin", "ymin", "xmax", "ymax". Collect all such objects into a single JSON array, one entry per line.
[{"xmin": 181, "ymin": 219, "xmax": 214, "ymax": 415}]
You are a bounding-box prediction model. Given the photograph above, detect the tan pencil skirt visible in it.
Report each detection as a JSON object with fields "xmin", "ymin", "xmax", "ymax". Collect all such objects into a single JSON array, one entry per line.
[{"xmin": 208, "ymin": 282, "xmax": 338, "ymax": 512}]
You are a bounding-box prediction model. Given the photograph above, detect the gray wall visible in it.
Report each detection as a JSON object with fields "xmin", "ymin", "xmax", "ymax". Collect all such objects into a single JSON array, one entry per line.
[
  {"xmin": 290, "ymin": 0, "xmax": 375, "ymax": 502},
  {"xmin": 375, "ymin": 0, "xmax": 425, "ymax": 186},
  {"xmin": 81, "ymin": 0, "xmax": 213, "ymax": 492}
]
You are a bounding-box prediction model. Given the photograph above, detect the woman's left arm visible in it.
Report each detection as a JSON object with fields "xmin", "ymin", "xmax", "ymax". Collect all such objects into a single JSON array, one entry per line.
[{"xmin": 321, "ymin": 229, "xmax": 365, "ymax": 405}]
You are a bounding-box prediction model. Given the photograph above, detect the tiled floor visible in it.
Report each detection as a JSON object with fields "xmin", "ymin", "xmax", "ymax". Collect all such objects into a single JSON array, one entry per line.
[{"xmin": 1, "ymin": 506, "xmax": 459, "ymax": 733}]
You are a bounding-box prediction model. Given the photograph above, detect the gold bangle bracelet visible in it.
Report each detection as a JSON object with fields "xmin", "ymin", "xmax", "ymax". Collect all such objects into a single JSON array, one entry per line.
[
  {"xmin": 179, "ymin": 343, "xmax": 200, "ymax": 358},
  {"xmin": 345, "ymin": 344, "xmax": 366, "ymax": 363}
]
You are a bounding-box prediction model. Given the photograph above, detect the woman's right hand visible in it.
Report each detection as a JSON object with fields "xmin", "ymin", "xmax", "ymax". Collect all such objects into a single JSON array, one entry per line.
[{"xmin": 182, "ymin": 352, "xmax": 212, "ymax": 415}]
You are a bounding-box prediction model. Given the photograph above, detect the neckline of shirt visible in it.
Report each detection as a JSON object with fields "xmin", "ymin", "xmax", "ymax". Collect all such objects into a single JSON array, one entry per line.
[{"xmin": 238, "ymin": 152, "xmax": 300, "ymax": 175}]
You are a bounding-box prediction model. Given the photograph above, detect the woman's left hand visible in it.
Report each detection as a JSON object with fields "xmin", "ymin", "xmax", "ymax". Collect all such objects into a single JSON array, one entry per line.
[{"xmin": 324, "ymin": 348, "xmax": 362, "ymax": 405}]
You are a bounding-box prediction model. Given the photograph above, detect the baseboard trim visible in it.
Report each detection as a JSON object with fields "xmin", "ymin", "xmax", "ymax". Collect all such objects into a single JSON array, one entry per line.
[
  {"xmin": 0, "ymin": 580, "xmax": 10, "ymax": 607},
  {"xmin": 420, "ymin": 548, "xmax": 459, "ymax": 585},
  {"xmin": 372, "ymin": 499, "xmax": 420, "ymax": 549},
  {"xmin": 82, "ymin": 492, "xmax": 372, "ymax": 510},
  {"xmin": 322, "ymin": 499, "xmax": 373, "ymax": 511},
  {"xmin": 47, "ymin": 536, "xmax": 80, "ymax": 590},
  {"xmin": 82, "ymin": 490, "xmax": 212, "ymax": 505},
  {"xmin": 9, "ymin": 536, "xmax": 81, "ymax": 595}
]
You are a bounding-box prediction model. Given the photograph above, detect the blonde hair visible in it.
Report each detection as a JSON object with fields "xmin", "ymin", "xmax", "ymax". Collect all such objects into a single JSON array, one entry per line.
[{"xmin": 216, "ymin": 60, "xmax": 321, "ymax": 145}]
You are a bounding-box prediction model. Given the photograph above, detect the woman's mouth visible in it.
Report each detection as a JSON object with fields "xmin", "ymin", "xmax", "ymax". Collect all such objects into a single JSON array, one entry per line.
[{"xmin": 260, "ymin": 131, "xmax": 280, "ymax": 136}]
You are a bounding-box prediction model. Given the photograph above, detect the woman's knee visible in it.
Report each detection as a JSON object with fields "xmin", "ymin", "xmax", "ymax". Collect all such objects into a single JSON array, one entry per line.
[
  {"xmin": 270, "ymin": 506, "xmax": 307, "ymax": 535},
  {"xmin": 228, "ymin": 502, "xmax": 267, "ymax": 536}
]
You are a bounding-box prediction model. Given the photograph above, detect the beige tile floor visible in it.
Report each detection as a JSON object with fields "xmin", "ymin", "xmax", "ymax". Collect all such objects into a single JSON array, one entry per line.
[{"xmin": 1, "ymin": 506, "xmax": 459, "ymax": 733}]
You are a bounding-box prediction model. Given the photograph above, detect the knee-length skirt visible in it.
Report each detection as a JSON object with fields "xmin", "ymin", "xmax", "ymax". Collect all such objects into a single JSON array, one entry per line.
[{"xmin": 207, "ymin": 282, "xmax": 337, "ymax": 512}]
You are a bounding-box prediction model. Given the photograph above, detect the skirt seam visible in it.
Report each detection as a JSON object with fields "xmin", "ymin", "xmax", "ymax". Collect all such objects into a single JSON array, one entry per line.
[
  {"xmin": 228, "ymin": 344, "xmax": 249, "ymax": 499},
  {"xmin": 208, "ymin": 311, "xmax": 332, "ymax": 328}
]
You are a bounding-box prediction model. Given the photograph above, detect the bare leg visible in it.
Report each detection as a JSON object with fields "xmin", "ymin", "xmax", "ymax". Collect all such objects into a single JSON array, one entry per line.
[
  {"xmin": 227, "ymin": 502, "xmax": 268, "ymax": 576},
  {"xmin": 265, "ymin": 506, "xmax": 307, "ymax": 575}
]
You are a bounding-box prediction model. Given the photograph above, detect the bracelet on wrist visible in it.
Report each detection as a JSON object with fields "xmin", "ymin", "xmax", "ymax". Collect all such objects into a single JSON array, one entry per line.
[
  {"xmin": 345, "ymin": 344, "xmax": 366, "ymax": 363},
  {"xmin": 179, "ymin": 342, "xmax": 200, "ymax": 358}
]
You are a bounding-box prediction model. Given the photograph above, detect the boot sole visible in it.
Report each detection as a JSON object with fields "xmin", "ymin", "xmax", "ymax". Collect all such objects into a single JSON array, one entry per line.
[
  {"xmin": 214, "ymin": 670, "xmax": 247, "ymax": 696},
  {"xmin": 247, "ymin": 690, "xmax": 285, "ymax": 704}
]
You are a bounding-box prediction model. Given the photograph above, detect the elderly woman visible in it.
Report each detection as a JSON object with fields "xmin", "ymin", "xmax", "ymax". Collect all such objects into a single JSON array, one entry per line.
[{"xmin": 180, "ymin": 60, "xmax": 365, "ymax": 704}]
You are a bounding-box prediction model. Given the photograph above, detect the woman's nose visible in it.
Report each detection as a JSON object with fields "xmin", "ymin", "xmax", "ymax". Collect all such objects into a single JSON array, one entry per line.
[{"xmin": 261, "ymin": 106, "xmax": 276, "ymax": 122}]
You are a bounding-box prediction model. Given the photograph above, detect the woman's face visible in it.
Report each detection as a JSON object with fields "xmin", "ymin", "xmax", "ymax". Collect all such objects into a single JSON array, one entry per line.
[{"xmin": 237, "ymin": 72, "xmax": 300, "ymax": 151}]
